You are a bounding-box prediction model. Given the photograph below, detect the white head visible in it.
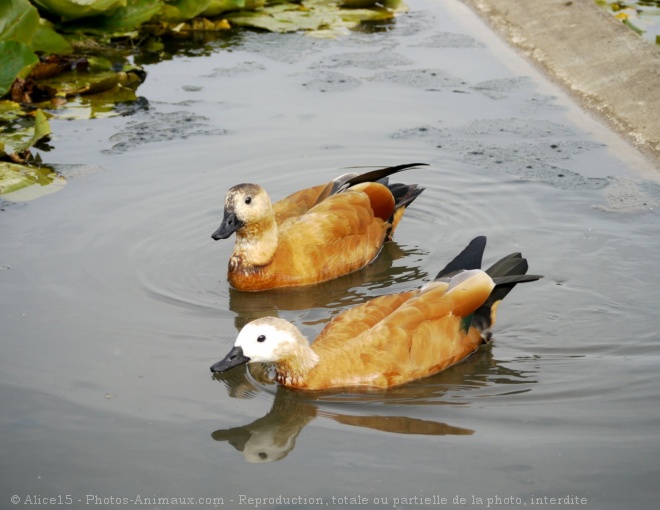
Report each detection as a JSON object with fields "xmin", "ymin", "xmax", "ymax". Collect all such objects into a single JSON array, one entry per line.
[{"xmin": 210, "ymin": 317, "xmax": 318, "ymax": 374}]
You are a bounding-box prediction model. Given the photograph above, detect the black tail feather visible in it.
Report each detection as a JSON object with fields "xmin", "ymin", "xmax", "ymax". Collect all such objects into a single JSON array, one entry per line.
[
  {"xmin": 388, "ymin": 182, "xmax": 425, "ymax": 210},
  {"xmin": 316, "ymin": 163, "xmax": 427, "ymax": 205},
  {"xmin": 342, "ymin": 163, "xmax": 428, "ymax": 190},
  {"xmin": 473, "ymin": 249, "xmax": 542, "ymax": 341},
  {"xmin": 433, "ymin": 237, "xmax": 542, "ymax": 342},
  {"xmin": 435, "ymin": 236, "xmax": 487, "ymax": 279},
  {"xmin": 484, "ymin": 252, "xmax": 527, "ymax": 277}
]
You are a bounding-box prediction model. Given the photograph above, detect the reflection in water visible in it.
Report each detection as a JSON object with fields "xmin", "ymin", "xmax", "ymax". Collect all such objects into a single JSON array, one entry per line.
[
  {"xmin": 228, "ymin": 242, "xmax": 427, "ymax": 330},
  {"xmin": 133, "ymin": 32, "xmax": 244, "ymax": 66},
  {"xmin": 211, "ymin": 347, "xmax": 536, "ymax": 463},
  {"xmin": 210, "ymin": 385, "xmax": 472, "ymax": 464},
  {"xmin": 212, "ymin": 387, "xmax": 316, "ymax": 463}
]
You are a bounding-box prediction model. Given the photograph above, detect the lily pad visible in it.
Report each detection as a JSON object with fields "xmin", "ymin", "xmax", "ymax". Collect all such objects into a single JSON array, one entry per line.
[
  {"xmin": 0, "ymin": 1, "xmax": 74, "ymax": 96},
  {"xmin": 72, "ymin": 0, "xmax": 165, "ymax": 34},
  {"xmin": 0, "ymin": 41, "xmax": 40, "ymax": 97},
  {"xmin": 201, "ymin": 0, "xmax": 265, "ymax": 17},
  {"xmin": 5, "ymin": 54, "xmax": 147, "ymax": 120},
  {"xmin": 30, "ymin": 0, "xmax": 128, "ymax": 21},
  {"xmin": 0, "ymin": 107, "xmax": 52, "ymax": 162},
  {"xmin": 223, "ymin": 0, "xmax": 408, "ymax": 34},
  {"xmin": 0, "ymin": 161, "xmax": 65, "ymax": 201},
  {"xmin": 52, "ymin": 81, "xmax": 143, "ymax": 119},
  {"xmin": 0, "ymin": 0, "xmax": 40, "ymax": 44},
  {"xmin": 225, "ymin": 5, "xmax": 337, "ymax": 32},
  {"xmin": 31, "ymin": 19, "xmax": 74, "ymax": 54}
]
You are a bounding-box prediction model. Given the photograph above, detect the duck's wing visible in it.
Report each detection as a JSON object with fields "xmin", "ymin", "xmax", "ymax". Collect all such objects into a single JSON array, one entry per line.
[
  {"xmin": 312, "ymin": 291, "xmax": 417, "ymax": 353},
  {"xmin": 270, "ymin": 187, "xmax": 396, "ymax": 284},
  {"xmin": 435, "ymin": 235, "xmax": 487, "ymax": 278},
  {"xmin": 313, "ymin": 163, "xmax": 427, "ymax": 205},
  {"xmin": 307, "ymin": 270, "xmax": 494, "ymax": 388},
  {"xmin": 272, "ymin": 163, "xmax": 426, "ymax": 224},
  {"xmin": 366, "ymin": 272, "xmax": 495, "ymax": 376},
  {"xmin": 272, "ymin": 183, "xmax": 328, "ymax": 224}
]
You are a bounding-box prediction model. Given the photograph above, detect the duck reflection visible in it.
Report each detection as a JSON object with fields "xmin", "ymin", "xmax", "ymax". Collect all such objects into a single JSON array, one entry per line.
[
  {"xmin": 211, "ymin": 385, "xmax": 316, "ymax": 463},
  {"xmin": 211, "ymin": 347, "xmax": 534, "ymax": 463},
  {"xmin": 227, "ymin": 243, "xmax": 427, "ymax": 329}
]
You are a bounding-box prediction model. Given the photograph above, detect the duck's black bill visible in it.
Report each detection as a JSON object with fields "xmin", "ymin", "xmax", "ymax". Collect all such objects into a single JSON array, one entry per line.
[
  {"xmin": 211, "ymin": 210, "xmax": 242, "ymax": 240},
  {"xmin": 210, "ymin": 346, "xmax": 250, "ymax": 373}
]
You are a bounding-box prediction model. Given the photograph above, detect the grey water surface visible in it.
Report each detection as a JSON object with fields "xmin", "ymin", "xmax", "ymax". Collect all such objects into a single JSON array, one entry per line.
[{"xmin": 1, "ymin": 1, "xmax": 659, "ymax": 509}]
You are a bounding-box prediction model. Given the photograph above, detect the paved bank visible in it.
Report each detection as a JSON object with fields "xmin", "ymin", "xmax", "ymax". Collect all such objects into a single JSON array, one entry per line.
[{"xmin": 462, "ymin": 0, "xmax": 660, "ymax": 165}]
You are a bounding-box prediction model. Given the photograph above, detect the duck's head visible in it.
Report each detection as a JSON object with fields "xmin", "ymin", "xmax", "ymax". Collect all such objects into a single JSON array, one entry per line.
[
  {"xmin": 212, "ymin": 183, "xmax": 272, "ymax": 240},
  {"xmin": 210, "ymin": 317, "xmax": 317, "ymax": 374}
]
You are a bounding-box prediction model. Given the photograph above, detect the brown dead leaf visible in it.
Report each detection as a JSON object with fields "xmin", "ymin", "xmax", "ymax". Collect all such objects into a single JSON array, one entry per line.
[{"xmin": 10, "ymin": 78, "xmax": 57, "ymax": 104}]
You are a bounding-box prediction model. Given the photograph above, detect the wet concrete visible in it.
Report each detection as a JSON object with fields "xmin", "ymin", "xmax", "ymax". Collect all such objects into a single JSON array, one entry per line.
[{"xmin": 462, "ymin": 0, "xmax": 660, "ymax": 165}]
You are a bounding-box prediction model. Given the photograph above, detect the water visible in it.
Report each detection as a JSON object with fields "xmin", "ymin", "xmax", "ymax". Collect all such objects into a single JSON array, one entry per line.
[
  {"xmin": 596, "ymin": 0, "xmax": 660, "ymax": 44},
  {"xmin": 1, "ymin": 0, "xmax": 659, "ymax": 508}
]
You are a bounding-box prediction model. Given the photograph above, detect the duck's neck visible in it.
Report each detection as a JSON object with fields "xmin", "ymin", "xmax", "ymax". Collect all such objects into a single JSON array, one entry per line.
[
  {"xmin": 276, "ymin": 341, "xmax": 320, "ymax": 386},
  {"xmin": 232, "ymin": 215, "xmax": 278, "ymax": 269}
]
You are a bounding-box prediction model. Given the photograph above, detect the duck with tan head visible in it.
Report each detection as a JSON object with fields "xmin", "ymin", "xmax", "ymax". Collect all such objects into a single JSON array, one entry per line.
[{"xmin": 211, "ymin": 164, "xmax": 426, "ymax": 291}]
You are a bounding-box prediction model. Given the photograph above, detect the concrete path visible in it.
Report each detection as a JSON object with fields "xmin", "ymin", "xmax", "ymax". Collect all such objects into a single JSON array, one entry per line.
[{"xmin": 462, "ymin": 0, "xmax": 660, "ymax": 165}]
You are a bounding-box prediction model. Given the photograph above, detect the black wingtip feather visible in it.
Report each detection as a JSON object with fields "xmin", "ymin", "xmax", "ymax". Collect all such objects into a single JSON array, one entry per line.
[
  {"xmin": 342, "ymin": 163, "xmax": 428, "ymax": 189},
  {"xmin": 389, "ymin": 183, "xmax": 426, "ymax": 209},
  {"xmin": 435, "ymin": 236, "xmax": 487, "ymax": 279}
]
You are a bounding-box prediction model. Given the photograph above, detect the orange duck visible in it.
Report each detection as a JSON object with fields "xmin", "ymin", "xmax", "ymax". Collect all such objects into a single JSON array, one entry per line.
[
  {"xmin": 210, "ymin": 236, "xmax": 542, "ymax": 390},
  {"xmin": 211, "ymin": 163, "xmax": 426, "ymax": 291}
]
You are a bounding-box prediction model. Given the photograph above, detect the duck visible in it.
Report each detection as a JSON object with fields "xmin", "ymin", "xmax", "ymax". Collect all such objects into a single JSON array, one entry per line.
[
  {"xmin": 211, "ymin": 163, "xmax": 426, "ymax": 291},
  {"xmin": 210, "ymin": 236, "xmax": 542, "ymax": 390}
]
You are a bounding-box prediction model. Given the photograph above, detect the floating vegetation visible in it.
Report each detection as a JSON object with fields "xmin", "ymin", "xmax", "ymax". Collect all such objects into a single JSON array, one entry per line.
[
  {"xmin": 1, "ymin": 0, "xmax": 409, "ymax": 200},
  {"xmin": 595, "ymin": 1, "xmax": 660, "ymax": 44},
  {"xmin": 0, "ymin": 161, "xmax": 66, "ymax": 201}
]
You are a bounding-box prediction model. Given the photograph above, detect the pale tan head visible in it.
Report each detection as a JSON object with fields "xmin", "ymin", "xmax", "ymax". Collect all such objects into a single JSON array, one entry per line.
[{"xmin": 211, "ymin": 183, "xmax": 272, "ymax": 240}]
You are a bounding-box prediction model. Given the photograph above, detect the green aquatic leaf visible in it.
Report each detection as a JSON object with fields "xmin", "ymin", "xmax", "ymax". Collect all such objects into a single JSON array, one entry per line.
[
  {"xmin": 623, "ymin": 18, "xmax": 645, "ymax": 35},
  {"xmin": 53, "ymin": 83, "xmax": 140, "ymax": 119},
  {"xmin": 200, "ymin": 0, "xmax": 264, "ymax": 17},
  {"xmin": 73, "ymin": 0, "xmax": 164, "ymax": 34},
  {"xmin": 31, "ymin": 61, "xmax": 146, "ymax": 119},
  {"xmin": 13, "ymin": 109, "xmax": 51, "ymax": 154},
  {"xmin": 336, "ymin": 0, "xmax": 408, "ymax": 23},
  {"xmin": 0, "ymin": 1, "xmax": 42, "ymax": 96},
  {"xmin": 224, "ymin": 8, "xmax": 333, "ymax": 32},
  {"xmin": 30, "ymin": 0, "xmax": 128, "ymax": 21},
  {"xmin": 0, "ymin": 161, "xmax": 65, "ymax": 200},
  {"xmin": 0, "ymin": 41, "xmax": 40, "ymax": 97},
  {"xmin": 0, "ymin": 0, "xmax": 40, "ymax": 44},
  {"xmin": 38, "ymin": 66, "xmax": 144, "ymax": 96},
  {"xmin": 0, "ymin": 100, "xmax": 23, "ymax": 121},
  {"xmin": 160, "ymin": 0, "xmax": 214, "ymax": 22},
  {"xmin": 339, "ymin": 0, "xmax": 380, "ymax": 7},
  {"xmin": 0, "ymin": 107, "xmax": 51, "ymax": 159},
  {"xmin": 224, "ymin": 0, "xmax": 407, "ymax": 34},
  {"xmin": 30, "ymin": 19, "xmax": 74, "ymax": 54}
]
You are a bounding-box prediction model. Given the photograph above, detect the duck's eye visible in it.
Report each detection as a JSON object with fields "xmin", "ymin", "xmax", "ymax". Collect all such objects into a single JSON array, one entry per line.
[
  {"xmin": 245, "ymin": 196, "xmax": 252, "ymax": 205},
  {"xmin": 257, "ymin": 334, "xmax": 266, "ymax": 343}
]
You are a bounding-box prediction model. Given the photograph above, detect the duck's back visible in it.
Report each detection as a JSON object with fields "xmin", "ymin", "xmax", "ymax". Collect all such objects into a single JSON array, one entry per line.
[
  {"xmin": 301, "ymin": 272, "xmax": 495, "ymax": 389},
  {"xmin": 272, "ymin": 183, "xmax": 328, "ymax": 224},
  {"xmin": 261, "ymin": 189, "xmax": 394, "ymax": 289}
]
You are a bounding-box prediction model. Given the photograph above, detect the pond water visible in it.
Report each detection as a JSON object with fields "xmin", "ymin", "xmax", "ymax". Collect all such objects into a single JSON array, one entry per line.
[
  {"xmin": 596, "ymin": 0, "xmax": 660, "ymax": 44},
  {"xmin": 1, "ymin": 0, "xmax": 659, "ymax": 509}
]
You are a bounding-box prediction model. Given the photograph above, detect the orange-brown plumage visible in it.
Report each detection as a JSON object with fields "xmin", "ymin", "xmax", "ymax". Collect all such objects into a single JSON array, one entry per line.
[
  {"xmin": 211, "ymin": 236, "xmax": 542, "ymax": 390},
  {"xmin": 211, "ymin": 164, "xmax": 425, "ymax": 291}
]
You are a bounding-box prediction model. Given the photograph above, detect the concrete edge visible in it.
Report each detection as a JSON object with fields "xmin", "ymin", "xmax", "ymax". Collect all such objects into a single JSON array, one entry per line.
[{"xmin": 460, "ymin": 0, "xmax": 660, "ymax": 168}]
